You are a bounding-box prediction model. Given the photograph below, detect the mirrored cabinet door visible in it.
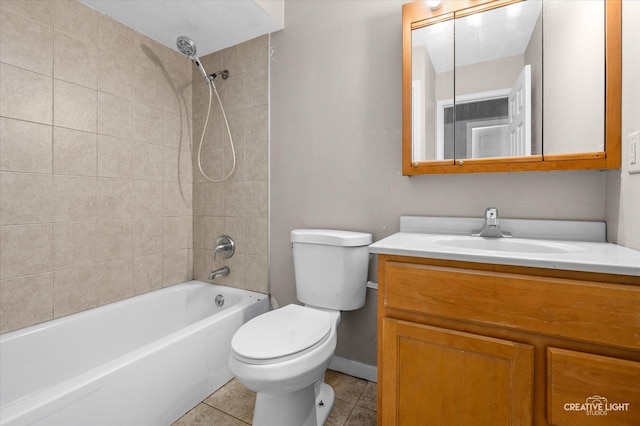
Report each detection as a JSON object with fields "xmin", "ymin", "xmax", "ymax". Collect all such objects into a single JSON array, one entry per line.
[{"xmin": 403, "ymin": 0, "xmax": 621, "ymax": 175}]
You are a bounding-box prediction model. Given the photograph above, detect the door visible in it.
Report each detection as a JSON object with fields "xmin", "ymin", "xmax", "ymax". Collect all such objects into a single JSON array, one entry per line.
[
  {"xmin": 508, "ymin": 64, "xmax": 532, "ymax": 156},
  {"xmin": 381, "ymin": 319, "xmax": 534, "ymax": 425}
]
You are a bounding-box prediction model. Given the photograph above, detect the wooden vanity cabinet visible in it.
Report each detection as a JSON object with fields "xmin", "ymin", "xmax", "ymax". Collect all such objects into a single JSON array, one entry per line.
[{"xmin": 377, "ymin": 254, "xmax": 640, "ymax": 425}]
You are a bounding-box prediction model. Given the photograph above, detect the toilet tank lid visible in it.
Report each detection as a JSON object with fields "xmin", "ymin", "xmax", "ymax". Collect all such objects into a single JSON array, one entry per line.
[{"xmin": 291, "ymin": 229, "xmax": 372, "ymax": 246}]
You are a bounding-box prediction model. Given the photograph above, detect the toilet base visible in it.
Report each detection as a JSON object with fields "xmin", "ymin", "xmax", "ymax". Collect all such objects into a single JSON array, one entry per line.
[{"xmin": 252, "ymin": 380, "xmax": 335, "ymax": 426}]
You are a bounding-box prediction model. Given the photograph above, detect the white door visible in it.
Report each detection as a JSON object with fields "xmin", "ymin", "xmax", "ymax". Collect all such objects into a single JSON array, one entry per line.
[{"xmin": 508, "ymin": 64, "xmax": 531, "ymax": 156}]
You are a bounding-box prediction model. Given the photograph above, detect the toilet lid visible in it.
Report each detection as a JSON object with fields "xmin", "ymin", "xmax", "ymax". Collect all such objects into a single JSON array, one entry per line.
[{"xmin": 231, "ymin": 304, "xmax": 331, "ymax": 361}]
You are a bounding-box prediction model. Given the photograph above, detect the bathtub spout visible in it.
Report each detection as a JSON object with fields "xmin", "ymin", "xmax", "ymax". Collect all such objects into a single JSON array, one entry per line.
[{"xmin": 209, "ymin": 266, "xmax": 230, "ymax": 280}]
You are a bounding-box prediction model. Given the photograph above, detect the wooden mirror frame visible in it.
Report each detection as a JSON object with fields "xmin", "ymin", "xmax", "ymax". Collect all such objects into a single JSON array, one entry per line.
[{"xmin": 402, "ymin": 0, "xmax": 621, "ymax": 175}]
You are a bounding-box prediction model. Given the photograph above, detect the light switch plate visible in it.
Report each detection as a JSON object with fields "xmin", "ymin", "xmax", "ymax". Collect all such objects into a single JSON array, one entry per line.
[{"xmin": 629, "ymin": 131, "xmax": 640, "ymax": 174}]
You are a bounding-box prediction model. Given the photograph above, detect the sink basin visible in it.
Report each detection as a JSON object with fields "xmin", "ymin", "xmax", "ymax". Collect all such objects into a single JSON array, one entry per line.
[{"xmin": 432, "ymin": 236, "xmax": 582, "ymax": 254}]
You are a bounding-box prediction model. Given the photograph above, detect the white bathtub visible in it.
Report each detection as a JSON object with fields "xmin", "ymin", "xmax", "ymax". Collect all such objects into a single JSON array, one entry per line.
[{"xmin": 0, "ymin": 280, "xmax": 269, "ymax": 426}]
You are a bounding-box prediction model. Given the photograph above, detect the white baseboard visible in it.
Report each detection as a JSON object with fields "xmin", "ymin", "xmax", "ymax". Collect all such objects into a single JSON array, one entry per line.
[{"xmin": 329, "ymin": 356, "xmax": 377, "ymax": 383}]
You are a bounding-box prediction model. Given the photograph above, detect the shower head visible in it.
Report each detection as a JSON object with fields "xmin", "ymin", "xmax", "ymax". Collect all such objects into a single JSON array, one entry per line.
[
  {"xmin": 176, "ymin": 35, "xmax": 210, "ymax": 85},
  {"xmin": 176, "ymin": 35, "xmax": 197, "ymax": 57}
]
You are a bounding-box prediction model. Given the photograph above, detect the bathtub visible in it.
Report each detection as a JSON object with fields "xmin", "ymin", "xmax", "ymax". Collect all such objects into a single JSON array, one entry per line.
[{"xmin": 0, "ymin": 280, "xmax": 269, "ymax": 426}]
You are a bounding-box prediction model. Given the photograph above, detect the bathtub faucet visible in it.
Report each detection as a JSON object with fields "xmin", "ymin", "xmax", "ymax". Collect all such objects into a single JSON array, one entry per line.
[
  {"xmin": 471, "ymin": 207, "xmax": 512, "ymax": 238},
  {"xmin": 209, "ymin": 266, "xmax": 230, "ymax": 281},
  {"xmin": 213, "ymin": 235, "xmax": 235, "ymax": 261}
]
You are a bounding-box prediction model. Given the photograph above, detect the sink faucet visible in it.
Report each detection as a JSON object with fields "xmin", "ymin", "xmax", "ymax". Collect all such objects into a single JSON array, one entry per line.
[
  {"xmin": 472, "ymin": 208, "xmax": 512, "ymax": 238},
  {"xmin": 209, "ymin": 266, "xmax": 230, "ymax": 280}
]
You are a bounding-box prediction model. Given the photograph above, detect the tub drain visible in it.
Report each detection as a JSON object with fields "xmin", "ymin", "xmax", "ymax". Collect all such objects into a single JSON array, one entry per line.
[{"xmin": 215, "ymin": 294, "xmax": 225, "ymax": 307}]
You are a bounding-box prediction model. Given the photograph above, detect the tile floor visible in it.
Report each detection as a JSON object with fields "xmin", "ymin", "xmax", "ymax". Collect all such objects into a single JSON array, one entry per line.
[{"xmin": 172, "ymin": 370, "xmax": 377, "ymax": 425}]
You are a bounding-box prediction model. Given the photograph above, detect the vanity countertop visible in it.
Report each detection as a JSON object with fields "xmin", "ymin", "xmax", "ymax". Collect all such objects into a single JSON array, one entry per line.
[{"xmin": 368, "ymin": 216, "xmax": 640, "ymax": 277}]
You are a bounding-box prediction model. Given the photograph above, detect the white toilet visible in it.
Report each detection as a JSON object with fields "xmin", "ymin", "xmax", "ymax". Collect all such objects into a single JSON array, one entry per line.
[{"xmin": 229, "ymin": 229, "xmax": 372, "ymax": 426}]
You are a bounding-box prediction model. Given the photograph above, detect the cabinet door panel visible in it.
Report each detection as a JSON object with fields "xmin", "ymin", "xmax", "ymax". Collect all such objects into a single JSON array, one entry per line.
[
  {"xmin": 382, "ymin": 318, "xmax": 533, "ymax": 425},
  {"xmin": 383, "ymin": 262, "xmax": 640, "ymax": 350},
  {"xmin": 548, "ymin": 348, "xmax": 640, "ymax": 426}
]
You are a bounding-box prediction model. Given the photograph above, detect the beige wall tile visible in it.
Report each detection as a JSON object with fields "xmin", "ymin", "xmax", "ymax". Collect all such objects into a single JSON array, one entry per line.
[
  {"xmin": 53, "ymin": 265, "xmax": 100, "ymax": 317},
  {"xmin": 245, "ymin": 35, "xmax": 269, "ymax": 71},
  {"xmin": 0, "ymin": 8, "xmax": 53, "ymax": 75},
  {"xmin": 193, "ymin": 215, "xmax": 205, "ymax": 249},
  {"xmin": 133, "ymin": 217, "xmax": 163, "ymax": 256},
  {"xmin": 163, "ymin": 215, "xmax": 192, "ymax": 250},
  {"xmin": 53, "ymin": 79, "xmax": 97, "ymax": 132},
  {"xmin": 53, "ymin": 175, "xmax": 96, "ymax": 222},
  {"xmin": 164, "ymin": 181, "xmax": 192, "ymax": 216},
  {"xmin": 133, "ymin": 253, "xmax": 163, "ymax": 294},
  {"xmin": 245, "ymin": 144, "xmax": 268, "ymax": 181},
  {"xmin": 163, "ymin": 109, "xmax": 191, "ymax": 149},
  {"xmin": 134, "ymin": 103, "xmax": 165, "ymax": 144},
  {"xmin": 97, "ymin": 13, "xmax": 134, "ymax": 59},
  {"xmin": 204, "ymin": 216, "xmax": 225, "ymax": 250},
  {"xmin": 217, "ymin": 74, "xmax": 244, "ymax": 112},
  {"xmin": 98, "ymin": 49, "xmax": 133, "ymax": 99},
  {"xmin": 53, "ymin": 0, "xmax": 98, "ymax": 45},
  {"xmin": 97, "ymin": 135, "xmax": 132, "ymax": 178},
  {"xmin": 0, "ymin": 273, "xmax": 53, "ymax": 333},
  {"xmin": 96, "ymin": 219, "xmax": 133, "ymax": 262},
  {"xmin": 0, "ymin": 224, "xmax": 52, "ymax": 280},
  {"xmin": 53, "ymin": 127, "xmax": 97, "ymax": 176},
  {"xmin": 0, "ymin": 172, "xmax": 53, "ymax": 225},
  {"xmin": 54, "ymin": 30, "xmax": 97, "ymax": 89},
  {"xmin": 133, "ymin": 62, "xmax": 165, "ymax": 108},
  {"xmin": 245, "ymin": 254, "xmax": 268, "ymax": 294},
  {"xmin": 133, "ymin": 179, "xmax": 163, "ymax": 218},
  {"xmin": 163, "ymin": 249, "xmax": 190, "ymax": 286},
  {"xmin": 0, "ymin": 63, "xmax": 53, "ymax": 124},
  {"xmin": 223, "ymin": 181, "xmax": 244, "ymax": 217},
  {"xmin": 0, "ymin": 0, "xmax": 53, "ymax": 27},
  {"xmin": 0, "ymin": 118, "xmax": 52, "ymax": 173},
  {"xmin": 133, "ymin": 142, "xmax": 164, "ymax": 180},
  {"xmin": 97, "ymin": 177, "xmax": 133, "ymax": 220},
  {"xmin": 53, "ymin": 221, "xmax": 96, "ymax": 269},
  {"xmin": 245, "ymin": 65, "xmax": 268, "ymax": 108},
  {"xmin": 222, "ymin": 253, "xmax": 245, "ymax": 288},
  {"xmin": 98, "ymin": 91, "xmax": 133, "ymax": 138},
  {"xmin": 244, "ymin": 104, "xmax": 268, "ymax": 146},
  {"xmin": 98, "ymin": 258, "xmax": 134, "ymax": 304},
  {"xmin": 244, "ymin": 181, "xmax": 268, "ymax": 218},
  {"xmin": 205, "ymin": 182, "xmax": 225, "ymax": 216},
  {"xmin": 223, "ymin": 217, "xmax": 245, "ymax": 253},
  {"xmin": 245, "ymin": 218, "xmax": 268, "ymax": 256}
]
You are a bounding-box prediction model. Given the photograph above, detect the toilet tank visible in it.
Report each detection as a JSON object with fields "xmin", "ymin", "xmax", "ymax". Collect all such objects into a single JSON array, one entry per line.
[{"xmin": 291, "ymin": 229, "xmax": 372, "ymax": 311}]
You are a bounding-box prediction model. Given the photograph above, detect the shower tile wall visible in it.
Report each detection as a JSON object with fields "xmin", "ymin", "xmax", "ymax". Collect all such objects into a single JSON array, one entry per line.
[
  {"xmin": 192, "ymin": 36, "xmax": 269, "ymax": 294},
  {"xmin": 0, "ymin": 0, "xmax": 194, "ymax": 333}
]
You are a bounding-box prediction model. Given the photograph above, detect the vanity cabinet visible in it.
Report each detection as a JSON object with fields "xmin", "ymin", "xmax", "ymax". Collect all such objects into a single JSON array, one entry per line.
[{"xmin": 377, "ymin": 255, "xmax": 640, "ymax": 425}]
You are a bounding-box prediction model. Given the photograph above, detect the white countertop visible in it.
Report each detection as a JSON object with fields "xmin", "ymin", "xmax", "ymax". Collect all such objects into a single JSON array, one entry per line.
[{"xmin": 368, "ymin": 216, "xmax": 640, "ymax": 277}]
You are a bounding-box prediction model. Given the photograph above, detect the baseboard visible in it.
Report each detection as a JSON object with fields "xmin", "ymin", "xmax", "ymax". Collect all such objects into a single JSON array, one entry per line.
[{"xmin": 329, "ymin": 356, "xmax": 377, "ymax": 383}]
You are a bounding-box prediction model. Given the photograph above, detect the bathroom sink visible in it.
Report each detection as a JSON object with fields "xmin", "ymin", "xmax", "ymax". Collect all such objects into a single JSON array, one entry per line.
[{"xmin": 431, "ymin": 236, "xmax": 582, "ymax": 254}]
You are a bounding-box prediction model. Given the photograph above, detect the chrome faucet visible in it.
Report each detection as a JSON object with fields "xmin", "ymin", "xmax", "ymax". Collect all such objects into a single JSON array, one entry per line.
[
  {"xmin": 209, "ymin": 266, "xmax": 230, "ymax": 280},
  {"xmin": 471, "ymin": 207, "xmax": 512, "ymax": 238},
  {"xmin": 213, "ymin": 235, "xmax": 235, "ymax": 261}
]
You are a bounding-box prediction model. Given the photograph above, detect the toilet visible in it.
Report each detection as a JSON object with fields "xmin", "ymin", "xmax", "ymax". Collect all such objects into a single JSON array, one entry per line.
[{"xmin": 229, "ymin": 229, "xmax": 373, "ymax": 426}]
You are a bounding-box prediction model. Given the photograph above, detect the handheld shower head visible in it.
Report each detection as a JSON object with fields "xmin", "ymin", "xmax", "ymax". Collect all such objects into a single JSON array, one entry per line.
[
  {"xmin": 176, "ymin": 35, "xmax": 210, "ymax": 85},
  {"xmin": 176, "ymin": 35, "xmax": 197, "ymax": 57}
]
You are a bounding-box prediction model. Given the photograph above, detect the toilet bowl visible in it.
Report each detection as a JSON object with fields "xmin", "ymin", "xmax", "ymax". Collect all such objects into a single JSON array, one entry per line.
[
  {"xmin": 229, "ymin": 229, "xmax": 372, "ymax": 426},
  {"xmin": 229, "ymin": 305, "xmax": 340, "ymax": 426}
]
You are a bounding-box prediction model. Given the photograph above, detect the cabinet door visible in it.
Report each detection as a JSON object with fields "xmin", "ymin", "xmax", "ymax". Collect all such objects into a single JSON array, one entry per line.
[
  {"xmin": 548, "ymin": 348, "xmax": 640, "ymax": 426},
  {"xmin": 381, "ymin": 319, "xmax": 534, "ymax": 426}
]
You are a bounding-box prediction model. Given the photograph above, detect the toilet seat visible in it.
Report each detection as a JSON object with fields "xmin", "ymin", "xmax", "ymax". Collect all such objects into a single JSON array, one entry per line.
[{"xmin": 231, "ymin": 305, "xmax": 332, "ymax": 365}]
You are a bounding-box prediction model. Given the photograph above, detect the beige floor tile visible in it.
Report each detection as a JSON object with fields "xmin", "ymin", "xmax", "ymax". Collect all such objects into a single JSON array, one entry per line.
[
  {"xmin": 357, "ymin": 382, "xmax": 377, "ymax": 412},
  {"xmin": 172, "ymin": 403, "xmax": 248, "ymax": 426},
  {"xmin": 204, "ymin": 379, "xmax": 256, "ymax": 424},
  {"xmin": 325, "ymin": 370, "xmax": 367, "ymax": 404},
  {"xmin": 345, "ymin": 405, "xmax": 377, "ymax": 426},
  {"xmin": 325, "ymin": 397, "xmax": 354, "ymax": 426}
]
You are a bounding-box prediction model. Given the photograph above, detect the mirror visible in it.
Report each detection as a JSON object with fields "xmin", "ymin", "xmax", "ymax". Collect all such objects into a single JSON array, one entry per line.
[{"xmin": 402, "ymin": 0, "xmax": 621, "ymax": 175}]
